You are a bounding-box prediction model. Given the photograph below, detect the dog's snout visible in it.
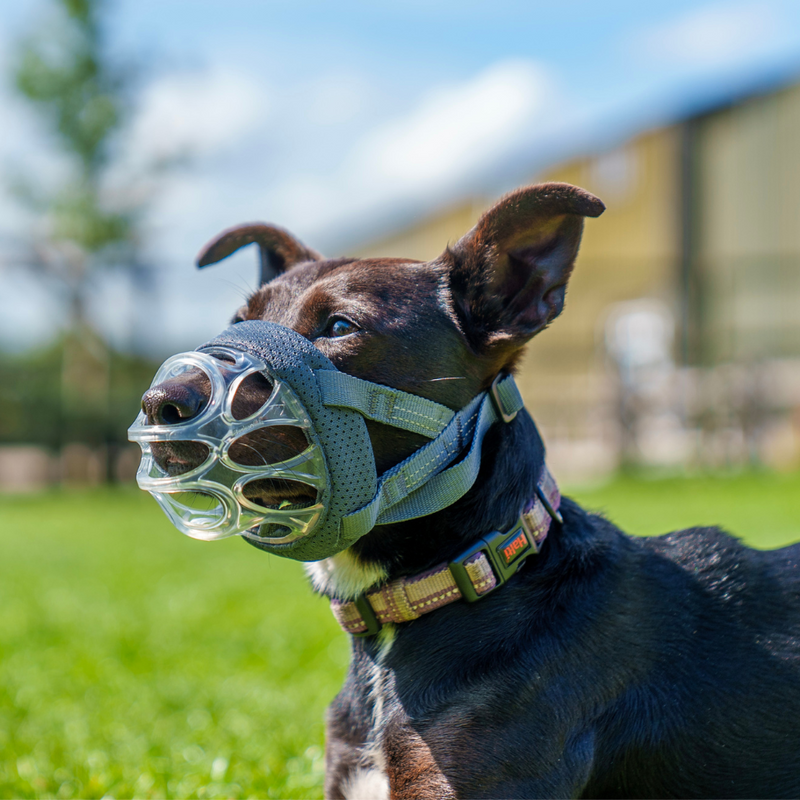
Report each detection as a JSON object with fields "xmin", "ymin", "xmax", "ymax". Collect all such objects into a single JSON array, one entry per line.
[{"xmin": 142, "ymin": 373, "xmax": 211, "ymax": 425}]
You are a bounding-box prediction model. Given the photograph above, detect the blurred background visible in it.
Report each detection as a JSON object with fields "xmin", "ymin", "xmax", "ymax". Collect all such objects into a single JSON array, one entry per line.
[
  {"xmin": 2, "ymin": 0, "xmax": 800, "ymax": 488},
  {"xmin": 1, "ymin": 1, "xmax": 800, "ymax": 798}
]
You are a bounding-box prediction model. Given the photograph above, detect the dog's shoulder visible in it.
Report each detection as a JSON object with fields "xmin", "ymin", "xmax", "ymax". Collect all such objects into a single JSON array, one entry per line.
[{"xmin": 641, "ymin": 524, "xmax": 800, "ymax": 588}]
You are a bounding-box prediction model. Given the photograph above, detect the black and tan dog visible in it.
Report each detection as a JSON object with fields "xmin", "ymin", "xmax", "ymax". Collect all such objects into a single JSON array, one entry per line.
[{"xmin": 142, "ymin": 184, "xmax": 800, "ymax": 799}]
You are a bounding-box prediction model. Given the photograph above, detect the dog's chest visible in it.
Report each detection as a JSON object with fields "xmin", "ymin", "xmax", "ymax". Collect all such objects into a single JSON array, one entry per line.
[
  {"xmin": 337, "ymin": 633, "xmax": 457, "ymax": 800},
  {"xmin": 345, "ymin": 634, "xmax": 395, "ymax": 798}
]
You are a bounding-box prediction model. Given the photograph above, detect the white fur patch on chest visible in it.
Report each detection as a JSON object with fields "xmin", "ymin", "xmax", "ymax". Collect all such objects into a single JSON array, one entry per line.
[
  {"xmin": 342, "ymin": 767, "xmax": 389, "ymax": 800},
  {"xmin": 338, "ymin": 633, "xmax": 397, "ymax": 800},
  {"xmin": 304, "ymin": 549, "xmax": 386, "ymax": 600}
]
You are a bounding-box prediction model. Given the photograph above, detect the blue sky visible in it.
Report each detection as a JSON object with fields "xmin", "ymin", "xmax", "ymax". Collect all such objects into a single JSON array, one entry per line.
[{"xmin": 3, "ymin": 0, "xmax": 800, "ymax": 353}]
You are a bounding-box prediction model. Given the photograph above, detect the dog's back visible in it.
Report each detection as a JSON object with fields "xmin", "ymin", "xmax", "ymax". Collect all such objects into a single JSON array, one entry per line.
[{"xmin": 584, "ymin": 522, "xmax": 800, "ymax": 797}]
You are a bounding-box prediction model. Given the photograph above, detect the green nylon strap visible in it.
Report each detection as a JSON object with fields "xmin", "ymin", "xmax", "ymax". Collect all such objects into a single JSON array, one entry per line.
[
  {"xmin": 340, "ymin": 374, "xmax": 524, "ymax": 541},
  {"xmin": 497, "ymin": 375, "xmax": 525, "ymax": 414},
  {"xmin": 493, "ymin": 373, "xmax": 524, "ymax": 420},
  {"xmin": 318, "ymin": 370, "xmax": 455, "ymax": 438}
]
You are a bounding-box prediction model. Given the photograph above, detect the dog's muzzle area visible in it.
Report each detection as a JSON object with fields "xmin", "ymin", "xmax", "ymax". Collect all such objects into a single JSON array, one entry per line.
[
  {"xmin": 142, "ymin": 366, "xmax": 311, "ymax": 500},
  {"xmin": 129, "ymin": 320, "xmax": 524, "ymax": 562},
  {"xmin": 129, "ymin": 347, "xmax": 328, "ymax": 545}
]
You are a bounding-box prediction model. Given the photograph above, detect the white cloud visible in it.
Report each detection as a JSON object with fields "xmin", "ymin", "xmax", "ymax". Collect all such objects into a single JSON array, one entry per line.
[
  {"xmin": 635, "ymin": 2, "xmax": 783, "ymax": 67},
  {"xmin": 123, "ymin": 66, "xmax": 268, "ymax": 165},
  {"xmin": 0, "ymin": 54, "xmax": 561, "ymax": 352},
  {"xmin": 303, "ymin": 70, "xmax": 374, "ymax": 126},
  {"xmin": 261, "ymin": 59, "xmax": 559, "ymax": 237},
  {"xmin": 102, "ymin": 57, "xmax": 561, "ymax": 353},
  {"xmin": 349, "ymin": 60, "xmax": 553, "ymax": 191}
]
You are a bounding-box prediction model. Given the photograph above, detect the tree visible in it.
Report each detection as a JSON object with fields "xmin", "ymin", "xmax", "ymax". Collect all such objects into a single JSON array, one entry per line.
[
  {"xmin": 15, "ymin": 0, "xmax": 139, "ymax": 321},
  {"xmin": 11, "ymin": 0, "xmax": 148, "ymax": 473}
]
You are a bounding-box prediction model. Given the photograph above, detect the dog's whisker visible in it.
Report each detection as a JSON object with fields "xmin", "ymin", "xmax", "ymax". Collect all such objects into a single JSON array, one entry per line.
[
  {"xmin": 233, "ymin": 432, "xmax": 307, "ymax": 463},
  {"xmin": 215, "ymin": 276, "xmax": 258, "ymax": 302},
  {"xmin": 403, "ymin": 376, "xmax": 468, "ymax": 384},
  {"xmin": 250, "ymin": 432, "xmax": 306, "ymax": 453}
]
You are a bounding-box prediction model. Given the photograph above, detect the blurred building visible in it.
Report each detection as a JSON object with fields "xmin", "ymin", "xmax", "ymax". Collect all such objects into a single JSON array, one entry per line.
[{"xmin": 352, "ymin": 77, "xmax": 800, "ymax": 481}]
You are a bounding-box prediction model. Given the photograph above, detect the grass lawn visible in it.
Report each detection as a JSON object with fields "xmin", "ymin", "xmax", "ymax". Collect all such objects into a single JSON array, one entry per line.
[{"xmin": 1, "ymin": 472, "xmax": 799, "ymax": 798}]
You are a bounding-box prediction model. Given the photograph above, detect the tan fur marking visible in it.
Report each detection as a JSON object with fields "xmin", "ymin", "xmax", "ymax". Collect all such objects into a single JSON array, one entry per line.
[{"xmin": 384, "ymin": 725, "xmax": 456, "ymax": 800}]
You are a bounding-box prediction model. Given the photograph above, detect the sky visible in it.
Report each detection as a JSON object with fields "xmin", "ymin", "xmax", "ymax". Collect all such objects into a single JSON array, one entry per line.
[{"xmin": 2, "ymin": 0, "xmax": 800, "ymax": 355}]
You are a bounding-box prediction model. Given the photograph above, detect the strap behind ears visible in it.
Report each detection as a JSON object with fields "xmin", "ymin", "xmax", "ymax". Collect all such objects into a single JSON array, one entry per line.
[{"xmin": 340, "ymin": 375, "xmax": 523, "ymax": 540}]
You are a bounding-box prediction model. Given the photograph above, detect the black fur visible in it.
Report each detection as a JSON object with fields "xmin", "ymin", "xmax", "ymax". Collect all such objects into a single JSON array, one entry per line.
[{"xmin": 328, "ymin": 411, "xmax": 800, "ymax": 798}]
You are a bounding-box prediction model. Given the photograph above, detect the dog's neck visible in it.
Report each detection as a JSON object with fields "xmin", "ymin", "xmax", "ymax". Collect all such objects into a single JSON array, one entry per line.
[{"xmin": 305, "ymin": 409, "xmax": 547, "ymax": 600}]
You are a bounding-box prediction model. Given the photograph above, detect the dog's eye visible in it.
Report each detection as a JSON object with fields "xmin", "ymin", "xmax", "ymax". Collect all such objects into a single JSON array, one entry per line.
[{"xmin": 327, "ymin": 317, "xmax": 359, "ymax": 338}]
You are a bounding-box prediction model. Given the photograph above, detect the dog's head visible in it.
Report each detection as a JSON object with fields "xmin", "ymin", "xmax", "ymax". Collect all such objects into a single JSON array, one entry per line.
[
  {"xmin": 144, "ymin": 182, "xmax": 602, "ymax": 473},
  {"xmin": 136, "ymin": 183, "xmax": 602, "ymax": 556}
]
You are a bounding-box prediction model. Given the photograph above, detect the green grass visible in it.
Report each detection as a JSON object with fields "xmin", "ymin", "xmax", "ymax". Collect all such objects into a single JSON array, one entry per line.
[
  {"xmin": 570, "ymin": 470, "xmax": 800, "ymax": 548},
  {"xmin": 0, "ymin": 473, "xmax": 798, "ymax": 798},
  {"xmin": 0, "ymin": 488, "xmax": 344, "ymax": 799}
]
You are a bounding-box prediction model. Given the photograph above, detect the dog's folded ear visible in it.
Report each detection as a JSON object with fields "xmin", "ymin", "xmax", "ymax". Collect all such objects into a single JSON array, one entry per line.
[
  {"xmin": 197, "ymin": 224, "xmax": 323, "ymax": 284},
  {"xmin": 447, "ymin": 183, "xmax": 604, "ymax": 353}
]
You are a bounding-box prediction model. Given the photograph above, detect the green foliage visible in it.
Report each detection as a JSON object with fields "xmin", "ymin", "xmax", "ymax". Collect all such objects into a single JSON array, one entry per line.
[
  {"xmin": 48, "ymin": 181, "xmax": 134, "ymax": 254},
  {"xmin": 0, "ymin": 346, "xmax": 61, "ymax": 447},
  {"xmin": 14, "ymin": 0, "xmax": 136, "ymax": 254},
  {"xmin": 15, "ymin": 0, "xmax": 126, "ymax": 180},
  {"xmin": 0, "ymin": 474, "xmax": 798, "ymax": 797},
  {"xmin": 11, "ymin": 0, "xmax": 141, "ymax": 326},
  {"xmin": 0, "ymin": 340, "xmax": 159, "ymax": 447}
]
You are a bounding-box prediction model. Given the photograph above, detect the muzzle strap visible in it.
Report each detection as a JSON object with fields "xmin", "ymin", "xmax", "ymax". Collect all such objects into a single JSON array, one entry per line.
[
  {"xmin": 376, "ymin": 376, "xmax": 523, "ymax": 525},
  {"xmin": 318, "ymin": 370, "xmax": 455, "ymax": 438},
  {"xmin": 340, "ymin": 375, "xmax": 524, "ymax": 540}
]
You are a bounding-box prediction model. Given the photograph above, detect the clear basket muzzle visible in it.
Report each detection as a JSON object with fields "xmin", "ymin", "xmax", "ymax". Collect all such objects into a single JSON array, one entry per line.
[{"xmin": 128, "ymin": 346, "xmax": 328, "ymax": 544}]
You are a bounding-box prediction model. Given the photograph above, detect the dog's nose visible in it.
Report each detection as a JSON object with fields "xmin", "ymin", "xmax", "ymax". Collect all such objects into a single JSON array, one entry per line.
[{"xmin": 142, "ymin": 379, "xmax": 209, "ymax": 425}]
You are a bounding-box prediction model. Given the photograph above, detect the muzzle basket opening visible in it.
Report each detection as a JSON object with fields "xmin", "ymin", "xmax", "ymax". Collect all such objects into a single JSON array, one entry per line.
[{"xmin": 129, "ymin": 348, "xmax": 329, "ymax": 544}]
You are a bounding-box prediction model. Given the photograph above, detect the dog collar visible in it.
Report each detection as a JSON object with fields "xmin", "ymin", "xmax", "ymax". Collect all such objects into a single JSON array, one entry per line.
[{"xmin": 330, "ymin": 465, "xmax": 562, "ymax": 636}]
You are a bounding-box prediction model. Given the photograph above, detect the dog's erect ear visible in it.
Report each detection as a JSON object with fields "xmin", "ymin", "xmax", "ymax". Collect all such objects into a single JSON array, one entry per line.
[
  {"xmin": 197, "ymin": 223, "xmax": 323, "ymax": 285},
  {"xmin": 447, "ymin": 183, "xmax": 604, "ymax": 352}
]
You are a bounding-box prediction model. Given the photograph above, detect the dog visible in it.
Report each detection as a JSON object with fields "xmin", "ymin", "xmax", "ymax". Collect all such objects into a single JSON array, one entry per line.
[{"xmin": 140, "ymin": 183, "xmax": 800, "ymax": 799}]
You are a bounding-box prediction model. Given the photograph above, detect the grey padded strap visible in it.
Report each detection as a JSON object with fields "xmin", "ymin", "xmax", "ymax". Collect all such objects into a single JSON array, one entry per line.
[
  {"xmin": 341, "ymin": 375, "xmax": 524, "ymax": 540},
  {"xmin": 318, "ymin": 370, "xmax": 455, "ymax": 438}
]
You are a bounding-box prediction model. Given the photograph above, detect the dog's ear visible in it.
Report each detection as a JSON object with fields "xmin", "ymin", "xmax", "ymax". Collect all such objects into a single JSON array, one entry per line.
[
  {"xmin": 197, "ymin": 223, "xmax": 323, "ymax": 284},
  {"xmin": 447, "ymin": 183, "xmax": 604, "ymax": 353}
]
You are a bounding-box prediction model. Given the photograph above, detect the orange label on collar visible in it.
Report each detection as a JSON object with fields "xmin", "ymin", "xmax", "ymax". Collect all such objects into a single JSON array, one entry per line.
[{"xmin": 498, "ymin": 529, "xmax": 531, "ymax": 567}]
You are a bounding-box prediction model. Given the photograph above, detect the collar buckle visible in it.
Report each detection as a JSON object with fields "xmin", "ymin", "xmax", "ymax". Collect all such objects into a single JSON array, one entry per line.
[
  {"xmin": 352, "ymin": 594, "xmax": 382, "ymax": 637},
  {"xmin": 449, "ymin": 516, "xmax": 535, "ymax": 602}
]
